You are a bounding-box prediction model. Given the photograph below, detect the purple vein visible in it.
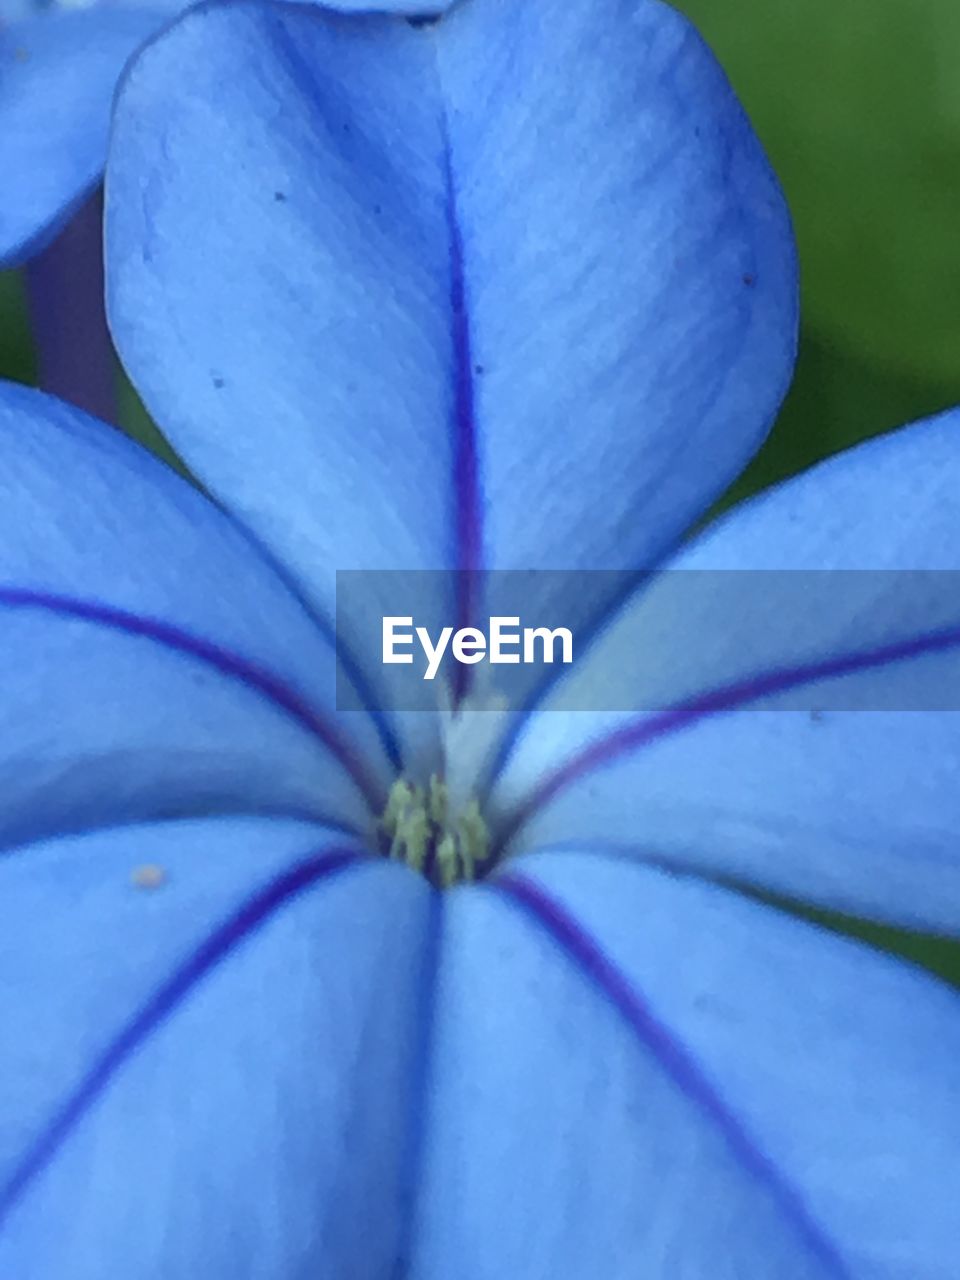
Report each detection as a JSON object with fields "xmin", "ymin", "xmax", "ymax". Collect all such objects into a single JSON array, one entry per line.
[
  {"xmin": 495, "ymin": 875, "xmax": 852, "ymax": 1278},
  {"xmin": 0, "ymin": 587, "xmax": 382, "ymax": 812},
  {"xmin": 504, "ymin": 623, "xmax": 960, "ymax": 842},
  {"xmin": 0, "ymin": 848, "xmax": 361, "ymax": 1228},
  {"xmin": 440, "ymin": 122, "xmax": 483, "ymax": 701}
]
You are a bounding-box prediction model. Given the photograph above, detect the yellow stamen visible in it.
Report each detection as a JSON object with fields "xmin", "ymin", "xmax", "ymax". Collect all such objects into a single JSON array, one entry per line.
[{"xmin": 378, "ymin": 774, "xmax": 490, "ymax": 888}]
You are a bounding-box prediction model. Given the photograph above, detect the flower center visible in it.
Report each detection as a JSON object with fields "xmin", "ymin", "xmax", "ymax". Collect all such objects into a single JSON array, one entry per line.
[
  {"xmin": 378, "ymin": 776, "xmax": 490, "ymax": 888},
  {"xmin": 377, "ymin": 676, "xmax": 508, "ymax": 888}
]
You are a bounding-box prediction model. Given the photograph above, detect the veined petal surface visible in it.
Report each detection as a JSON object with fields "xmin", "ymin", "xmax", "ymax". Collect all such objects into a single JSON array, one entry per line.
[
  {"xmin": 443, "ymin": 853, "xmax": 959, "ymax": 1280},
  {"xmin": 0, "ymin": 817, "xmax": 433, "ymax": 1278},
  {"xmin": 4, "ymin": 822, "xmax": 955, "ymax": 1276},
  {"xmin": 107, "ymin": 0, "xmax": 796, "ymax": 675},
  {"xmin": 0, "ymin": 382, "xmax": 389, "ymax": 847},
  {"xmin": 494, "ymin": 414, "xmax": 960, "ymax": 933}
]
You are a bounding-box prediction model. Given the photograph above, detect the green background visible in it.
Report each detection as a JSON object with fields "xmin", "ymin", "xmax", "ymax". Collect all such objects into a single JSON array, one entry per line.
[{"xmin": 2, "ymin": 0, "xmax": 959, "ymax": 983}]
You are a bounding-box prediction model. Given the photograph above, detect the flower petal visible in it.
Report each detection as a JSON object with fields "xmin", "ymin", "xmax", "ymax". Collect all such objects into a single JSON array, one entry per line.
[
  {"xmin": 0, "ymin": 817, "xmax": 433, "ymax": 1277},
  {"xmin": 494, "ymin": 412, "xmax": 960, "ymax": 933},
  {"xmin": 106, "ymin": 0, "xmax": 795, "ymax": 663},
  {"xmin": 319, "ymin": 0, "xmax": 455, "ymax": 11},
  {"xmin": 0, "ymin": 381, "xmax": 391, "ymax": 847},
  {"xmin": 481, "ymin": 853, "xmax": 960, "ymax": 1280},
  {"xmin": 411, "ymin": 862, "xmax": 858, "ymax": 1278},
  {"xmin": 0, "ymin": 8, "xmax": 169, "ymax": 266}
]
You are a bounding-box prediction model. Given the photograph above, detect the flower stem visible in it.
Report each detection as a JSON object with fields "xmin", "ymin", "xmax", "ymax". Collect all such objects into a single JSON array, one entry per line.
[{"xmin": 25, "ymin": 189, "xmax": 118, "ymax": 424}]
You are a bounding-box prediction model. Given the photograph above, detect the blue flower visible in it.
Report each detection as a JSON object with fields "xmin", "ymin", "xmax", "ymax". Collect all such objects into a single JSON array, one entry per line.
[
  {"xmin": 0, "ymin": 0, "xmax": 447, "ymax": 266},
  {"xmin": 2, "ymin": 0, "xmax": 960, "ymax": 1275}
]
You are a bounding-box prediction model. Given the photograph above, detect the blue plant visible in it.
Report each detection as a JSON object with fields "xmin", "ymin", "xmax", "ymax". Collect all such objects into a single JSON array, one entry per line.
[{"xmin": 1, "ymin": 0, "xmax": 958, "ymax": 1275}]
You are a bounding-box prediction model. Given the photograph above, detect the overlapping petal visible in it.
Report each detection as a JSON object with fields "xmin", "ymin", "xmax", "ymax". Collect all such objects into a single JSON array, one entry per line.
[
  {"xmin": 0, "ymin": 8, "xmax": 171, "ymax": 266},
  {"xmin": 106, "ymin": 0, "xmax": 796, "ymax": 677},
  {"xmin": 454, "ymin": 853, "xmax": 960, "ymax": 1279},
  {"xmin": 4, "ymin": 822, "xmax": 957, "ymax": 1276},
  {"xmin": 0, "ymin": 381, "xmax": 391, "ymax": 847},
  {"xmin": 494, "ymin": 413, "xmax": 960, "ymax": 933},
  {"xmin": 0, "ymin": 817, "xmax": 433, "ymax": 1278}
]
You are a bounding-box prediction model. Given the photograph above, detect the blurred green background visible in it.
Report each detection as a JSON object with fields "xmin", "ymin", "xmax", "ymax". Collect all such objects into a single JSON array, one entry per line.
[
  {"xmin": 678, "ymin": 0, "xmax": 960, "ymax": 508},
  {"xmin": 2, "ymin": 0, "xmax": 959, "ymax": 982}
]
